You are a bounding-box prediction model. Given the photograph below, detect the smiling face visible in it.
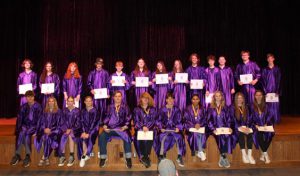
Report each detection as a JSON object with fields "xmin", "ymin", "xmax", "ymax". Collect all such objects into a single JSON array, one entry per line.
[
  {"xmin": 214, "ymin": 92, "xmax": 222, "ymax": 102},
  {"xmin": 45, "ymin": 63, "xmax": 52, "ymax": 72},
  {"xmin": 191, "ymin": 55, "xmax": 198, "ymax": 65},
  {"xmin": 24, "ymin": 61, "xmax": 31, "ymax": 69},
  {"xmin": 237, "ymin": 94, "xmax": 244, "ymax": 105},
  {"xmin": 141, "ymin": 97, "xmax": 149, "ymax": 106},
  {"xmin": 67, "ymin": 97, "xmax": 75, "ymax": 108},
  {"xmin": 70, "ymin": 64, "xmax": 76, "ymax": 73},
  {"xmin": 166, "ymin": 96, "xmax": 175, "ymax": 106},
  {"xmin": 157, "ymin": 62, "xmax": 163, "ymax": 72},
  {"xmin": 174, "ymin": 60, "xmax": 180, "ymax": 70},
  {"xmin": 241, "ymin": 52, "xmax": 250, "ymax": 62},
  {"xmin": 218, "ymin": 56, "xmax": 226, "ymax": 66},
  {"xmin": 137, "ymin": 59, "xmax": 145, "ymax": 69},
  {"xmin": 113, "ymin": 92, "xmax": 122, "ymax": 104},
  {"xmin": 96, "ymin": 63, "xmax": 103, "ymax": 70},
  {"xmin": 191, "ymin": 95, "xmax": 200, "ymax": 106},
  {"xmin": 255, "ymin": 91, "xmax": 263, "ymax": 104},
  {"xmin": 48, "ymin": 98, "xmax": 55, "ymax": 108},
  {"xmin": 84, "ymin": 97, "xmax": 93, "ymax": 108},
  {"xmin": 208, "ymin": 59, "xmax": 215, "ymax": 67}
]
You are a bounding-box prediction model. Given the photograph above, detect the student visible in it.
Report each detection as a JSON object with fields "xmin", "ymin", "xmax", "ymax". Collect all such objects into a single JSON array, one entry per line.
[
  {"xmin": 152, "ymin": 60, "xmax": 171, "ymax": 109},
  {"xmin": 35, "ymin": 97, "xmax": 61, "ymax": 166},
  {"xmin": 218, "ymin": 56, "xmax": 235, "ymax": 106},
  {"xmin": 133, "ymin": 92, "xmax": 157, "ymax": 168},
  {"xmin": 108, "ymin": 61, "xmax": 130, "ymax": 104},
  {"xmin": 58, "ymin": 96, "xmax": 81, "ymax": 167},
  {"xmin": 63, "ymin": 62, "xmax": 82, "ymax": 108},
  {"xmin": 207, "ymin": 91, "xmax": 236, "ymax": 168},
  {"xmin": 130, "ymin": 58, "xmax": 152, "ymax": 106},
  {"xmin": 78, "ymin": 96, "xmax": 100, "ymax": 167},
  {"xmin": 183, "ymin": 94, "xmax": 207, "ymax": 161},
  {"xmin": 186, "ymin": 53, "xmax": 207, "ymax": 107},
  {"xmin": 98, "ymin": 91, "xmax": 132, "ymax": 168},
  {"xmin": 235, "ymin": 50, "xmax": 261, "ymax": 105},
  {"xmin": 17, "ymin": 59, "xmax": 38, "ymax": 106},
  {"xmin": 155, "ymin": 93, "xmax": 185, "ymax": 167},
  {"xmin": 87, "ymin": 58, "xmax": 110, "ymax": 115},
  {"xmin": 252, "ymin": 90, "xmax": 275, "ymax": 164},
  {"xmin": 232, "ymin": 92, "xmax": 255, "ymax": 164},
  {"xmin": 10, "ymin": 90, "xmax": 42, "ymax": 167},
  {"xmin": 39, "ymin": 61, "xmax": 60, "ymax": 107},
  {"xmin": 261, "ymin": 53, "xmax": 281, "ymax": 123},
  {"xmin": 170, "ymin": 59, "xmax": 188, "ymax": 112}
]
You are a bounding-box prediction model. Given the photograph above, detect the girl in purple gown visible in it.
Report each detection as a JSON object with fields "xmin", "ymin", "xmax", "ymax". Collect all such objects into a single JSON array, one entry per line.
[
  {"xmin": 17, "ymin": 59, "xmax": 38, "ymax": 106},
  {"xmin": 261, "ymin": 53, "xmax": 281, "ymax": 123},
  {"xmin": 39, "ymin": 61, "xmax": 60, "ymax": 107},
  {"xmin": 63, "ymin": 62, "xmax": 82, "ymax": 108},
  {"xmin": 218, "ymin": 56, "xmax": 235, "ymax": 106}
]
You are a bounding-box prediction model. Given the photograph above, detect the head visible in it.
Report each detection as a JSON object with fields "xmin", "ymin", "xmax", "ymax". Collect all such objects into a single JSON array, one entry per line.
[
  {"xmin": 40, "ymin": 61, "xmax": 54, "ymax": 83},
  {"xmin": 207, "ymin": 55, "xmax": 216, "ymax": 67},
  {"xmin": 189, "ymin": 53, "xmax": 200, "ymax": 65},
  {"xmin": 211, "ymin": 91, "xmax": 225, "ymax": 108},
  {"xmin": 158, "ymin": 159, "xmax": 178, "ymax": 176},
  {"xmin": 25, "ymin": 90, "xmax": 35, "ymax": 104},
  {"xmin": 22, "ymin": 59, "xmax": 33, "ymax": 70},
  {"xmin": 173, "ymin": 59, "xmax": 183, "ymax": 73},
  {"xmin": 165, "ymin": 93, "xmax": 175, "ymax": 106},
  {"xmin": 156, "ymin": 61, "xmax": 167, "ymax": 73},
  {"xmin": 66, "ymin": 96, "xmax": 75, "ymax": 108},
  {"xmin": 234, "ymin": 92, "xmax": 247, "ymax": 120},
  {"xmin": 45, "ymin": 97, "xmax": 58, "ymax": 113},
  {"xmin": 218, "ymin": 56, "xmax": 226, "ymax": 66},
  {"xmin": 95, "ymin": 57, "xmax": 104, "ymax": 69},
  {"xmin": 191, "ymin": 94, "xmax": 201, "ymax": 107},
  {"xmin": 253, "ymin": 90, "xmax": 266, "ymax": 112},
  {"xmin": 240, "ymin": 50, "xmax": 250, "ymax": 62},
  {"xmin": 134, "ymin": 58, "xmax": 149, "ymax": 76},
  {"xmin": 267, "ymin": 53, "xmax": 275, "ymax": 64},
  {"xmin": 65, "ymin": 62, "xmax": 80, "ymax": 79},
  {"xmin": 138, "ymin": 92, "xmax": 155, "ymax": 107},
  {"xmin": 113, "ymin": 91, "xmax": 123, "ymax": 104},
  {"xmin": 115, "ymin": 61, "xmax": 124, "ymax": 72},
  {"xmin": 84, "ymin": 96, "xmax": 93, "ymax": 108},
  {"xmin": 137, "ymin": 58, "xmax": 145, "ymax": 68}
]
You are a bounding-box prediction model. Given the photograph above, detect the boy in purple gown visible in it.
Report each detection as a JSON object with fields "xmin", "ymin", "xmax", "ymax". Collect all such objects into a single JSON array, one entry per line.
[
  {"xmin": 78, "ymin": 96, "xmax": 100, "ymax": 167},
  {"xmin": 35, "ymin": 97, "xmax": 61, "ymax": 166},
  {"xmin": 235, "ymin": 50, "xmax": 261, "ymax": 105},
  {"xmin": 58, "ymin": 96, "xmax": 81, "ymax": 167},
  {"xmin": 10, "ymin": 91, "xmax": 42, "ymax": 167},
  {"xmin": 155, "ymin": 93, "xmax": 185, "ymax": 167},
  {"xmin": 98, "ymin": 91, "xmax": 132, "ymax": 168},
  {"xmin": 218, "ymin": 56, "xmax": 235, "ymax": 106},
  {"xmin": 39, "ymin": 61, "xmax": 60, "ymax": 107},
  {"xmin": 261, "ymin": 53, "xmax": 281, "ymax": 123},
  {"xmin": 17, "ymin": 59, "xmax": 37, "ymax": 106},
  {"xmin": 186, "ymin": 53, "xmax": 207, "ymax": 107},
  {"xmin": 183, "ymin": 94, "xmax": 208, "ymax": 161}
]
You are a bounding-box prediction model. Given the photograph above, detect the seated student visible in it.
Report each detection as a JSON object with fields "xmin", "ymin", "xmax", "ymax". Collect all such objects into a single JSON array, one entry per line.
[
  {"xmin": 98, "ymin": 91, "xmax": 132, "ymax": 168},
  {"xmin": 58, "ymin": 96, "xmax": 81, "ymax": 167},
  {"xmin": 158, "ymin": 158, "xmax": 179, "ymax": 176},
  {"xmin": 183, "ymin": 94, "xmax": 208, "ymax": 161},
  {"xmin": 252, "ymin": 90, "xmax": 275, "ymax": 164},
  {"xmin": 155, "ymin": 93, "xmax": 185, "ymax": 167},
  {"xmin": 133, "ymin": 92, "xmax": 157, "ymax": 168},
  {"xmin": 78, "ymin": 96, "xmax": 100, "ymax": 167},
  {"xmin": 35, "ymin": 97, "xmax": 61, "ymax": 166},
  {"xmin": 207, "ymin": 91, "xmax": 236, "ymax": 168},
  {"xmin": 10, "ymin": 90, "xmax": 42, "ymax": 167}
]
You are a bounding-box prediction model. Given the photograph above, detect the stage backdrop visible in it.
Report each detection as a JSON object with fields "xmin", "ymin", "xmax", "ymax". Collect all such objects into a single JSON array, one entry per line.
[{"xmin": 0, "ymin": 0, "xmax": 299, "ymax": 117}]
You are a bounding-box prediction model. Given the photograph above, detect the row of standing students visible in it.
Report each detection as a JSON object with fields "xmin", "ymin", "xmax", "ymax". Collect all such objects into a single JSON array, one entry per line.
[{"xmin": 10, "ymin": 89, "xmax": 275, "ymax": 169}]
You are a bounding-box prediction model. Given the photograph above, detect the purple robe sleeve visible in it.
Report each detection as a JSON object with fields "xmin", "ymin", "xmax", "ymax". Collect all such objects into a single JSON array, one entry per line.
[
  {"xmin": 62, "ymin": 78, "xmax": 67, "ymax": 93},
  {"xmin": 87, "ymin": 71, "xmax": 94, "ymax": 90},
  {"xmin": 174, "ymin": 108, "xmax": 183, "ymax": 130}
]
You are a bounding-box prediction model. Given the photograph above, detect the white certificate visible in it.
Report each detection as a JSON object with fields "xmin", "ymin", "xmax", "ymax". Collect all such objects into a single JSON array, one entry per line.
[
  {"xmin": 112, "ymin": 76, "xmax": 125, "ymax": 87},
  {"xmin": 136, "ymin": 77, "xmax": 149, "ymax": 87},
  {"xmin": 190, "ymin": 79, "xmax": 204, "ymax": 89},
  {"xmin": 205, "ymin": 93, "xmax": 214, "ymax": 104},
  {"xmin": 266, "ymin": 93, "xmax": 279, "ymax": 103},
  {"xmin": 41, "ymin": 83, "xmax": 55, "ymax": 94},
  {"xmin": 94, "ymin": 88, "xmax": 108, "ymax": 99},
  {"xmin": 240, "ymin": 74, "xmax": 253, "ymax": 84},
  {"xmin": 175, "ymin": 73, "xmax": 188, "ymax": 83},
  {"xmin": 137, "ymin": 131, "xmax": 154, "ymax": 140},
  {"xmin": 155, "ymin": 74, "xmax": 169, "ymax": 84},
  {"xmin": 257, "ymin": 125, "xmax": 275, "ymax": 132},
  {"xmin": 189, "ymin": 127, "xmax": 205, "ymax": 134},
  {"xmin": 215, "ymin": 127, "xmax": 232, "ymax": 135},
  {"xmin": 238, "ymin": 126, "xmax": 253, "ymax": 133},
  {"xmin": 66, "ymin": 100, "xmax": 79, "ymax": 108},
  {"xmin": 19, "ymin": 83, "xmax": 33, "ymax": 95}
]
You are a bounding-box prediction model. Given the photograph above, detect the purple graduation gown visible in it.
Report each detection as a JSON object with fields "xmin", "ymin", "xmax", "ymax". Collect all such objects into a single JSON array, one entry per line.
[
  {"xmin": 152, "ymin": 72, "xmax": 170, "ymax": 109},
  {"xmin": 183, "ymin": 105, "xmax": 208, "ymax": 153},
  {"xmin": 15, "ymin": 102, "xmax": 42, "ymax": 153},
  {"xmin": 235, "ymin": 61, "xmax": 261, "ymax": 105},
  {"xmin": 17, "ymin": 71, "xmax": 38, "ymax": 106},
  {"xmin": 77, "ymin": 107, "xmax": 100, "ymax": 157},
  {"xmin": 35, "ymin": 109, "xmax": 62, "ymax": 158},
  {"xmin": 169, "ymin": 71, "xmax": 187, "ymax": 112},
  {"xmin": 186, "ymin": 66, "xmax": 207, "ymax": 107},
  {"xmin": 108, "ymin": 72, "xmax": 130, "ymax": 104},
  {"xmin": 154, "ymin": 106, "xmax": 185, "ymax": 156},
  {"xmin": 261, "ymin": 66, "xmax": 281, "ymax": 123},
  {"xmin": 205, "ymin": 67, "xmax": 221, "ymax": 93},
  {"xmin": 62, "ymin": 75, "xmax": 82, "ymax": 108},
  {"xmin": 130, "ymin": 70, "xmax": 152, "ymax": 106},
  {"xmin": 39, "ymin": 73, "xmax": 60, "ymax": 107},
  {"xmin": 207, "ymin": 106, "xmax": 237, "ymax": 154},
  {"xmin": 219, "ymin": 66, "xmax": 235, "ymax": 106}
]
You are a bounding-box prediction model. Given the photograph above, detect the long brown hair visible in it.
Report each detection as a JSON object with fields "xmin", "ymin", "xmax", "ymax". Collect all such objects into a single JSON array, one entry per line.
[
  {"xmin": 253, "ymin": 90, "xmax": 266, "ymax": 113},
  {"xmin": 210, "ymin": 91, "xmax": 225, "ymax": 109},
  {"xmin": 134, "ymin": 58, "xmax": 149, "ymax": 76},
  {"xmin": 40, "ymin": 61, "xmax": 54, "ymax": 83},
  {"xmin": 138, "ymin": 92, "xmax": 155, "ymax": 107},
  {"xmin": 44, "ymin": 96, "xmax": 59, "ymax": 113},
  {"xmin": 64, "ymin": 62, "xmax": 81, "ymax": 79},
  {"xmin": 234, "ymin": 92, "xmax": 248, "ymax": 121},
  {"xmin": 172, "ymin": 59, "xmax": 183, "ymax": 73},
  {"xmin": 156, "ymin": 60, "xmax": 167, "ymax": 74}
]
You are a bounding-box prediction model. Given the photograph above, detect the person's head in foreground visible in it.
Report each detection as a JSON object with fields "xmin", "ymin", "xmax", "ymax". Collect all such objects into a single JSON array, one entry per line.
[{"xmin": 158, "ymin": 159, "xmax": 179, "ymax": 176}]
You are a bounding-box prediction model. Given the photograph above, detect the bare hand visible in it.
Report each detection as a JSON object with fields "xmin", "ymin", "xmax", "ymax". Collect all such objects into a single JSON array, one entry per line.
[{"xmin": 143, "ymin": 126, "xmax": 149, "ymax": 132}]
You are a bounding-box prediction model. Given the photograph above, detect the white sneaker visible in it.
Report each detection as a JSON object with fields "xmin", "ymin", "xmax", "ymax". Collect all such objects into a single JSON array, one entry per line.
[
  {"xmin": 198, "ymin": 151, "xmax": 206, "ymax": 161},
  {"xmin": 264, "ymin": 152, "xmax": 271, "ymax": 164},
  {"xmin": 241, "ymin": 149, "xmax": 250, "ymax": 164},
  {"xmin": 84, "ymin": 155, "xmax": 90, "ymax": 161},
  {"xmin": 79, "ymin": 158, "xmax": 86, "ymax": 167},
  {"xmin": 260, "ymin": 153, "xmax": 265, "ymax": 162},
  {"xmin": 247, "ymin": 149, "xmax": 256, "ymax": 164}
]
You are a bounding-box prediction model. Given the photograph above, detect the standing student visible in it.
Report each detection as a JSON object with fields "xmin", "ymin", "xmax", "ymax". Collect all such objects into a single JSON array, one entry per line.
[
  {"xmin": 10, "ymin": 91, "xmax": 42, "ymax": 167},
  {"xmin": 63, "ymin": 62, "xmax": 82, "ymax": 108},
  {"xmin": 235, "ymin": 50, "xmax": 261, "ymax": 105},
  {"xmin": 152, "ymin": 61, "xmax": 171, "ymax": 109},
  {"xmin": 58, "ymin": 96, "xmax": 81, "ymax": 167},
  {"xmin": 133, "ymin": 92, "xmax": 157, "ymax": 168},
  {"xmin": 218, "ymin": 56, "xmax": 235, "ymax": 106},
  {"xmin": 183, "ymin": 94, "xmax": 208, "ymax": 161},
  {"xmin": 35, "ymin": 97, "xmax": 61, "ymax": 166},
  {"xmin": 17, "ymin": 59, "xmax": 38, "ymax": 106},
  {"xmin": 252, "ymin": 90, "xmax": 275, "ymax": 164},
  {"xmin": 39, "ymin": 61, "xmax": 60, "ymax": 107},
  {"xmin": 130, "ymin": 58, "xmax": 152, "ymax": 106},
  {"xmin": 261, "ymin": 53, "xmax": 281, "ymax": 123}
]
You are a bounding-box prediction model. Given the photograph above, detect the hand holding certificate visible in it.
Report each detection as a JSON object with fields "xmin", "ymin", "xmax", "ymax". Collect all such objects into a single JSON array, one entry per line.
[
  {"xmin": 137, "ymin": 131, "xmax": 154, "ymax": 140},
  {"xmin": 175, "ymin": 73, "xmax": 188, "ymax": 83},
  {"xmin": 94, "ymin": 88, "xmax": 109, "ymax": 99},
  {"xmin": 215, "ymin": 127, "xmax": 232, "ymax": 135},
  {"xmin": 238, "ymin": 126, "xmax": 253, "ymax": 134},
  {"xmin": 19, "ymin": 83, "xmax": 33, "ymax": 95},
  {"xmin": 112, "ymin": 76, "xmax": 125, "ymax": 87},
  {"xmin": 136, "ymin": 77, "xmax": 149, "ymax": 87},
  {"xmin": 155, "ymin": 74, "xmax": 169, "ymax": 84},
  {"xmin": 257, "ymin": 125, "xmax": 275, "ymax": 132},
  {"xmin": 266, "ymin": 93, "xmax": 279, "ymax": 102},
  {"xmin": 189, "ymin": 127, "xmax": 205, "ymax": 134},
  {"xmin": 190, "ymin": 79, "xmax": 204, "ymax": 89},
  {"xmin": 240, "ymin": 74, "xmax": 253, "ymax": 84},
  {"xmin": 41, "ymin": 83, "xmax": 55, "ymax": 94}
]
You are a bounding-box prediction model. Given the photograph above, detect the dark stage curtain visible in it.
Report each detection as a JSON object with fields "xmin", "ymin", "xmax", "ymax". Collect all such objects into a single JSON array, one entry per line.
[{"xmin": 0, "ymin": 0, "xmax": 299, "ymax": 117}]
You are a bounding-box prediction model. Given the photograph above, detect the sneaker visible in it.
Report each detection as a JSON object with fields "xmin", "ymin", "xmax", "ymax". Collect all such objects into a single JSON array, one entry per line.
[
  {"xmin": 45, "ymin": 159, "xmax": 50, "ymax": 166},
  {"xmin": 141, "ymin": 156, "xmax": 150, "ymax": 168},
  {"xmin": 223, "ymin": 158, "xmax": 231, "ymax": 168},
  {"xmin": 260, "ymin": 153, "xmax": 265, "ymax": 162},
  {"xmin": 22, "ymin": 155, "xmax": 31, "ymax": 168},
  {"xmin": 264, "ymin": 152, "xmax": 271, "ymax": 164},
  {"xmin": 197, "ymin": 151, "xmax": 206, "ymax": 161},
  {"xmin": 146, "ymin": 157, "xmax": 151, "ymax": 168},
  {"xmin": 58, "ymin": 156, "xmax": 66, "ymax": 167},
  {"xmin": 84, "ymin": 155, "xmax": 90, "ymax": 161},
  {"xmin": 79, "ymin": 158, "xmax": 86, "ymax": 167},
  {"xmin": 218, "ymin": 156, "xmax": 224, "ymax": 167},
  {"xmin": 125, "ymin": 158, "xmax": 132, "ymax": 169},
  {"xmin": 37, "ymin": 159, "xmax": 45, "ymax": 166},
  {"xmin": 176, "ymin": 155, "xmax": 184, "ymax": 167},
  {"xmin": 99, "ymin": 158, "xmax": 107, "ymax": 168},
  {"xmin": 67, "ymin": 155, "xmax": 75, "ymax": 167},
  {"xmin": 247, "ymin": 150, "xmax": 256, "ymax": 164},
  {"xmin": 10, "ymin": 154, "xmax": 21, "ymax": 166}
]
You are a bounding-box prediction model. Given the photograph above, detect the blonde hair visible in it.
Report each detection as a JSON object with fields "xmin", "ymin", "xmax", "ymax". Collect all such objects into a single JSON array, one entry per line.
[
  {"xmin": 44, "ymin": 96, "xmax": 59, "ymax": 113},
  {"xmin": 234, "ymin": 92, "xmax": 248, "ymax": 121},
  {"xmin": 138, "ymin": 92, "xmax": 155, "ymax": 107},
  {"xmin": 210, "ymin": 91, "xmax": 225, "ymax": 109}
]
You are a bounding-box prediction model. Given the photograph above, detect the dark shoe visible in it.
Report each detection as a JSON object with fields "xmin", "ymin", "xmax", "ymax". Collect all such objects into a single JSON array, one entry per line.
[
  {"xmin": 176, "ymin": 155, "xmax": 184, "ymax": 167},
  {"xmin": 99, "ymin": 158, "xmax": 107, "ymax": 168},
  {"xmin": 10, "ymin": 154, "xmax": 21, "ymax": 166},
  {"xmin": 141, "ymin": 156, "xmax": 150, "ymax": 168},
  {"xmin": 125, "ymin": 158, "xmax": 132, "ymax": 169},
  {"xmin": 22, "ymin": 155, "xmax": 31, "ymax": 168}
]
